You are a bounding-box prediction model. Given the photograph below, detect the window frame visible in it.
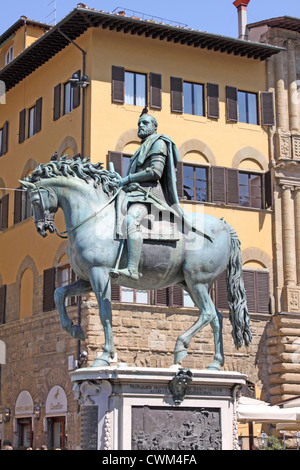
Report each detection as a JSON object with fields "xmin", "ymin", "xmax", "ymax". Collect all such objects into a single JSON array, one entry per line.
[
  {"xmin": 121, "ymin": 287, "xmax": 151, "ymax": 305},
  {"xmin": 238, "ymin": 90, "xmax": 259, "ymax": 125},
  {"xmin": 5, "ymin": 45, "xmax": 14, "ymax": 66},
  {"xmin": 238, "ymin": 171, "xmax": 263, "ymax": 209},
  {"xmin": 125, "ymin": 71, "xmax": 147, "ymax": 107},
  {"xmin": 28, "ymin": 105, "xmax": 36, "ymax": 139},
  {"xmin": 182, "ymin": 163, "xmax": 209, "ymax": 202},
  {"xmin": 183, "ymin": 81, "xmax": 205, "ymax": 117},
  {"xmin": 63, "ymin": 81, "xmax": 74, "ymax": 115}
]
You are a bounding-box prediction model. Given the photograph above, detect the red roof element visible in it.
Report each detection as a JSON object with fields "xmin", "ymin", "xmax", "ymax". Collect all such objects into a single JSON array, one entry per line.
[{"xmin": 233, "ymin": 0, "xmax": 251, "ymax": 8}]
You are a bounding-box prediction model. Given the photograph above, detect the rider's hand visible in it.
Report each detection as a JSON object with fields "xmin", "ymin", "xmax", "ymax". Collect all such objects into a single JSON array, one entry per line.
[{"xmin": 118, "ymin": 176, "xmax": 130, "ymax": 187}]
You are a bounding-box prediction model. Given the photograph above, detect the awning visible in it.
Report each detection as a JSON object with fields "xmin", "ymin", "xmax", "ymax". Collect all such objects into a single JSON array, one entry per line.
[{"xmin": 237, "ymin": 397, "xmax": 300, "ymax": 423}]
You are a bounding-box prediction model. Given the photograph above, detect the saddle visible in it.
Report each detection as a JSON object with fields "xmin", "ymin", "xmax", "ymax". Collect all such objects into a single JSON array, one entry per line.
[{"xmin": 115, "ymin": 190, "xmax": 180, "ymax": 241}]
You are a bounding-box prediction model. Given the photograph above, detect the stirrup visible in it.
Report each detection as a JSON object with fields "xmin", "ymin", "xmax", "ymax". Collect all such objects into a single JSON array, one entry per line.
[{"xmin": 116, "ymin": 268, "xmax": 141, "ymax": 281}]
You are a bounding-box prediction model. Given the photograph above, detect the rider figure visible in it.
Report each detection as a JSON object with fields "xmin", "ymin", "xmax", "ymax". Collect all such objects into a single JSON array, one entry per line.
[{"xmin": 115, "ymin": 108, "xmax": 182, "ymax": 281}]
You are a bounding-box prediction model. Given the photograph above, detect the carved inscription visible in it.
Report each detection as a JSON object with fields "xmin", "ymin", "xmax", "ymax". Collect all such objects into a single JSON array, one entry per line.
[
  {"xmin": 132, "ymin": 406, "xmax": 222, "ymax": 450},
  {"xmin": 81, "ymin": 405, "xmax": 98, "ymax": 450}
]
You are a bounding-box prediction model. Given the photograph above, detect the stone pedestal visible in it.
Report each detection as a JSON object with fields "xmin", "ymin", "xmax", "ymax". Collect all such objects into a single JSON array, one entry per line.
[{"xmin": 71, "ymin": 366, "xmax": 246, "ymax": 451}]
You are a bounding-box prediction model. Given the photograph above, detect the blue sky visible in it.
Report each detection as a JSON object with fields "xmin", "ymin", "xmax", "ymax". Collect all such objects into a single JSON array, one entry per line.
[{"xmin": 0, "ymin": 0, "xmax": 299, "ymax": 39}]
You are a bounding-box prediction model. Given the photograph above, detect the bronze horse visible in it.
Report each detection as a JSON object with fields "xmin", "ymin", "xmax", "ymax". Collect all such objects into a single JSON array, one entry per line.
[{"xmin": 21, "ymin": 156, "xmax": 252, "ymax": 370}]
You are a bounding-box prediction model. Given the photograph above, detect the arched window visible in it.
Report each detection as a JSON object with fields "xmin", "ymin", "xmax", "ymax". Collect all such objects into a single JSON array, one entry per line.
[
  {"xmin": 5, "ymin": 45, "xmax": 14, "ymax": 66},
  {"xmin": 20, "ymin": 269, "xmax": 34, "ymax": 319}
]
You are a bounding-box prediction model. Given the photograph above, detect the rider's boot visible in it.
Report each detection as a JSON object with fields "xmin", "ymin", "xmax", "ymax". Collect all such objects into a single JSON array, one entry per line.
[{"xmin": 117, "ymin": 228, "xmax": 142, "ymax": 281}]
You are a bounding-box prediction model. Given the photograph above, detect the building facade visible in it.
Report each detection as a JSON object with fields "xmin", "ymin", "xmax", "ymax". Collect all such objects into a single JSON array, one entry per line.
[
  {"xmin": 0, "ymin": 6, "xmax": 281, "ymax": 449},
  {"xmin": 248, "ymin": 17, "xmax": 300, "ymax": 407}
]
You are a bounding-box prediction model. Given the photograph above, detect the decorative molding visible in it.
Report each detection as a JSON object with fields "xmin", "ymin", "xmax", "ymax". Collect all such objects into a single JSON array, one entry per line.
[
  {"xmin": 178, "ymin": 139, "xmax": 217, "ymax": 166},
  {"xmin": 232, "ymin": 146, "xmax": 268, "ymax": 171},
  {"xmin": 115, "ymin": 129, "xmax": 139, "ymax": 152},
  {"xmin": 58, "ymin": 136, "xmax": 78, "ymax": 158}
]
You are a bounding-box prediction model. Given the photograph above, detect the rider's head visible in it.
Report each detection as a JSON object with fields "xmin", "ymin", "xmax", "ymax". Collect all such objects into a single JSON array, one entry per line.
[{"xmin": 138, "ymin": 108, "xmax": 157, "ymax": 140}]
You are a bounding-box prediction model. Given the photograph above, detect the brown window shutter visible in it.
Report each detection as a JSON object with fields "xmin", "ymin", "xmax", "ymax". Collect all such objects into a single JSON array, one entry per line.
[
  {"xmin": 226, "ymin": 86, "xmax": 238, "ymax": 122},
  {"xmin": 261, "ymin": 91, "xmax": 275, "ymax": 126},
  {"xmin": 108, "ymin": 151, "xmax": 123, "ymax": 176},
  {"xmin": 2, "ymin": 121, "xmax": 8, "ymax": 154},
  {"xmin": 19, "ymin": 109, "xmax": 26, "ymax": 143},
  {"xmin": 53, "ymin": 84, "xmax": 61, "ymax": 121},
  {"xmin": 226, "ymin": 169, "xmax": 239, "ymax": 205},
  {"xmin": 155, "ymin": 288, "xmax": 169, "ymax": 306},
  {"xmin": 170, "ymin": 285, "xmax": 184, "ymax": 307},
  {"xmin": 43, "ymin": 267, "xmax": 56, "ymax": 312},
  {"xmin": 176, "ymin": 161, "xmax": 184, "ymax": 198},
  {"xmin": 73, "ymin": 70, "xmax": 81, "ymax": 109},
  {"xmin": 70, "ymin": 269, "xmax": 77, "ymax": 306},
  {"xmin": 215, "ymin": 270, "xmax": 228, "ymax": 310},
  {"xmin": 14, "ymin": 188, "xmax": 22, "ymax": 224},
  {"xmin": 211, "ymin": 167, "xmax": 226, "ymax": 203},
  {"xmin": 242, "ymin": 270, "xmax": 256, "ymax": 313},
  {"xmin": 264, "ymin": 170, "xmax": 273, "ymax": 209},
  {"xmin": 111, "ymin": 284, "xmax": 121, "ymax": 302},
  {"xmin": 150, "ymin": 72, "xmax": 162, "ymax": 110},
  {"xmin": 35, "ymin": 97, "xmax": 43, "ymax": 133},
  {"xmin": 256, "ymin": 271, "xmax": 270, "ymax": 313},
  {"xmin": 207, "ymin": 83, "xmax": 219, "ymax": 119},
  {"xmin": 170, "ymin": 77, "xmax": 183, "ymax": 113},
  {"xmin": 250, "ymin": 174, "xmax": 262, "ymax": 209},
  {"xmin": 112, "ymin": 66, "xmax": 125, "ymax": 103},
  {"xmin": 1, "ymin": 194, "xmax": 9, "ymax": 230},
  {"xmin": 0, "ymin": 284, "xmax": 6, "ymax": 325}
]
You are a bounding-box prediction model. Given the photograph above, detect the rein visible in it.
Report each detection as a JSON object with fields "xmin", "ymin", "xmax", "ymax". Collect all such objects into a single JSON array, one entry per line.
[{"xmin": 53, "ymin": 187, "xmax": 122, "ymax": 239}]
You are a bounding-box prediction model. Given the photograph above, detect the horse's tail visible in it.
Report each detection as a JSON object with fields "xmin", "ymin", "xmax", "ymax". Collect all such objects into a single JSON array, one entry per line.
[{"xmin": 223, "ymin": 220, "xmax": 252, "ymax": 349}]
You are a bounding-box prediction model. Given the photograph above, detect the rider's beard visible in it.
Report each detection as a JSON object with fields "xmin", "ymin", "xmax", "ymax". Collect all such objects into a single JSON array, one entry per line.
[{"xmin": 138, "ymin": 128, "xmax": 155, "ymax": 140}]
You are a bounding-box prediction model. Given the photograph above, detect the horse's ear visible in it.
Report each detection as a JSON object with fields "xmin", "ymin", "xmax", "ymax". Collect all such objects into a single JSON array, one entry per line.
[{"xmin": 19, "ymin": 180, "xmax": 36, "ymax": 190}]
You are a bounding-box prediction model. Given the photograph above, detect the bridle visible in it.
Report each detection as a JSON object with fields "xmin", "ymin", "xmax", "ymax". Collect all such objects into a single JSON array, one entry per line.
[{"xmin": 32, "ymin": 185, "xmax": 121, "ymax": 239}]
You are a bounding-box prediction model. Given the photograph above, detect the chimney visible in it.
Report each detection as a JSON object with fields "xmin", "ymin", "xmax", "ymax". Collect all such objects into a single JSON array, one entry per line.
[{"xmin": 233, "ymin": 0, "xmax": 250, "ymax": 40}]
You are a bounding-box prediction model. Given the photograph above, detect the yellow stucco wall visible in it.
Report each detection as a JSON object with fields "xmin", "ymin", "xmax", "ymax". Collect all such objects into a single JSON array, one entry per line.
[{"xmin": 0, "ymin": 26, "xmax": 272, "ymax": 293}]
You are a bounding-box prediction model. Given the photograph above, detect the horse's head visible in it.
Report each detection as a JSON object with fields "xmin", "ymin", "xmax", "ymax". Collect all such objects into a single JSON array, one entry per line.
[{"xmin": 19, "ymin": 180, "xmax": 59, "ymax": 238}]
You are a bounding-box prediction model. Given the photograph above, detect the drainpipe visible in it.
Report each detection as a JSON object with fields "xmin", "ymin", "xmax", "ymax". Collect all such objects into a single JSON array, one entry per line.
[
  {"xmin": 233, "ymin": 0, "xmax": 251, "ymax": 40},
  {"xmin": 57, "ymin": 28, "xmax": 90, "ymax": 366},
  {"xmin": 57, "ymin": 28, "xmax": 89, "ymax": 160}
]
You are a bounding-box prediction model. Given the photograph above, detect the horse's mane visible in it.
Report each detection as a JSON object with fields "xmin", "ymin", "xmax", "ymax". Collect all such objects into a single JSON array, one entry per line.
[{"xmin": 27, "ymin": 155, "xmax": 120, "ymax": 195}]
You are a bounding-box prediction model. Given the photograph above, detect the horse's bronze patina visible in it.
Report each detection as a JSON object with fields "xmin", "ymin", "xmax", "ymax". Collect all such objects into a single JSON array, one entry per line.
[{"xmin": 20, "ymin": 155, "xmax": 252, "ymax": 370}]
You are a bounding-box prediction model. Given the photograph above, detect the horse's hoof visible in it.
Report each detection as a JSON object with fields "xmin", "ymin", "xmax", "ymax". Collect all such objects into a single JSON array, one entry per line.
[
  {"xmin": 91, "ymin": 357, "xmax": 110, "ymax": 368},
  {"xmin": 71, "ymin": 325, "xmax": 85, "ymax": 341},
  {"xmin": 207, "ymin": 360, "xmax": 221, "ymax": 371},
  {"xmin": 174, "ymin": 348, "xmax": 188, "ymax": 364}
]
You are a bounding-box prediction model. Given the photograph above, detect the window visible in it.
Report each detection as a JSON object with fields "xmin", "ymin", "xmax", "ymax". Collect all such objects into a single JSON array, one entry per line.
[
  {"xmin": 14, "ymin": 188, "xmax": 32, "ymax": 224},
  {"xmin": 125, "ymin": 71, "xmax": 147, "ymax": 107},
  {"xmin": 64, "ymin": 82, "xmax": 74, "ymax": 114},
  {"xmin": 238, "ymin": 91, "xmax": 258, "ymax": 125},
  {"xmin": 183, "ymin": 82, "xmax": 204, "ymax": 116},
  {"xmin": 58, "ymin": 265, "xmax": 77, "ymax": 306},
  {"xmin": 0, "ymin": 122, "xmax": 9, "ymax": 156},
  {"xmin": 183, "ymin": 165, "xmax": 208, "ymax": 202},
  {"xmin": 5, "ymin": 46, "xmax": 14, "ymax": 65},
  {"xmin": 239, "ymin": 172, "xmax": 262, "ymax": 209},
  {"xmin": 108, "ymin": 152, "xmax": 131, "ymax": 178},
  {"xmin": 0, "ymin": 195, "xmax": 8, "ymax": 231},
  {"xmin": 0, "ymin": 285, "xmax": 7, "ymax": 325},
  {"xmin": 121, "ymin": 287, "xmax": 150, "ymax": 305},
  {"xmin": 28, "ymin": 105, "xmax": 36, "ymax": 138},
  {"xmin": 19, "ymin": 99, "xmax": 42, "ymax": 143}
]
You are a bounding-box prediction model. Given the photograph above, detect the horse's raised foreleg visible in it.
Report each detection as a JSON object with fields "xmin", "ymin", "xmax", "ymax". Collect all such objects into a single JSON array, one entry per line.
[
  {"xmin": 174, "ymin": 283, "xmax": 224, "ymax": 370},
  {"xmin": 89, "ymin": 267, "xmax": 115, "ymax": 367},
  {"xmin": 54, "ymin": 278, "xmax": 92, "ymax": 340}
]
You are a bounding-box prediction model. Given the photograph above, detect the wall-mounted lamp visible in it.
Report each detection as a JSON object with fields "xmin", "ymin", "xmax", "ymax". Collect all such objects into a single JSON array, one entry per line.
[
  {"xmin": 3, "ymin": 408, "xmax": 11, "ymax": 423},
  {"xmin": 34, "ymin": 405, "xmax": 41, "ymax": 420},
  {"xmin": 70, "ymin": 72, "xmax": 90, "ymax": 89}
]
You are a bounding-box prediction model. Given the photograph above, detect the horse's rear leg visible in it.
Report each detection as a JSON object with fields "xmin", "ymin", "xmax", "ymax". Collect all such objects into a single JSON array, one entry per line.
[
  {"xmin": 89, "ymin": 267, "xmax": 115, "ymax": 367},
  {"xmin": 54, "ymin": 278, "xmax": 92, "ymax": 340},
  {"xmin": 174, "ymin": 283, "xmax": 224, "ymax": 370}
]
